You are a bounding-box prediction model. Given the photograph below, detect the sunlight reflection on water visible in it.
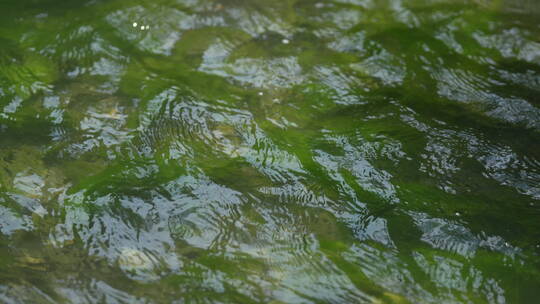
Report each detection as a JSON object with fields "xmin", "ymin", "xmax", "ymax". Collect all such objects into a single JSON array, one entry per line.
[{"xmin": 0, "ymin": 0, "xmax": 539, "ymax": 303}]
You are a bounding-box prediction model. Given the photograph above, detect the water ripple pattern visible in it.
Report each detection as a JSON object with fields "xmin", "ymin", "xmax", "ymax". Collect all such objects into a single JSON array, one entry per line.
[{"xmin": 0, "ymin": 0, "xmax": 539, "ymax": 303}]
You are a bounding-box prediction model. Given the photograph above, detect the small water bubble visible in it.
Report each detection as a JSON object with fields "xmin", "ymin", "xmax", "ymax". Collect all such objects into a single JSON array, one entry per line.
[
  {"xmin": 282, "ymin": 39, "xmax": 290, "ymax": 44},
  {"xmin": 140, "ymin": 25, "xmax": 145, "ymax": 30},
  {"xmin": 132, "ymin": 22, "xmax": 137, "ymax": 27}
]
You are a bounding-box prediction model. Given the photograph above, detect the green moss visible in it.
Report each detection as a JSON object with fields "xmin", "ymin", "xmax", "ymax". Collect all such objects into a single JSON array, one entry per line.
[
  {"xmin": 0, "ymin": 0, "xmax": 539, "ymax": 302},
  {"xmin": 0, "ymin": 145, "xmax": 65, "ymax": 199},
  {"xmin": 0, "ymin": 52, "xmax": 58, "ymax": 99}
]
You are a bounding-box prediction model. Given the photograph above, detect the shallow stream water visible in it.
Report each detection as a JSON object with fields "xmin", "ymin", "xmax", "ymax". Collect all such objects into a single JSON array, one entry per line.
[{"xmin": 1, "ymin": 0, "xmax": 540, "ymax": 303}]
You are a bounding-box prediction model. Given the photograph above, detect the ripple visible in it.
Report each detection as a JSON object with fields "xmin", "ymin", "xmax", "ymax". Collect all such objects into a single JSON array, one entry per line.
[{"xmin": 1, "ymin": 0, "xmax": 540, "ymax": 302}]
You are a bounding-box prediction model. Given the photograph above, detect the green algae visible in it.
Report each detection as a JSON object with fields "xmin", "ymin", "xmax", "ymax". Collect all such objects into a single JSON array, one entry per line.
[{"xmin": 0, "ymin": 0, "xmax": 540, "ymax": 303}]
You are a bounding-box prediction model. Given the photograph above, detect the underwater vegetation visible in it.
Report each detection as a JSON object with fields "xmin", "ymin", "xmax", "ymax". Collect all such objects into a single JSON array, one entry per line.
[{"xmin": 1, "ymin": 0, "xmax": 540, "ymax": 303}]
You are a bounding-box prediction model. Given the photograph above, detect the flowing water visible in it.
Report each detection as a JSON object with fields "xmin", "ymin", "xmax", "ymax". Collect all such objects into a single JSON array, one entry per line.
[{"xmin": 1, "ymin": 0, "xmax": 540, "ymax": 303}]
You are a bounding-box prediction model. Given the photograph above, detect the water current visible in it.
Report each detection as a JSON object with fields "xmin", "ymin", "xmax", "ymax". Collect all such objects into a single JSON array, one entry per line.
[{"xmin": 1, "ymin": 0, "xmax": 540, "ymax": 303}]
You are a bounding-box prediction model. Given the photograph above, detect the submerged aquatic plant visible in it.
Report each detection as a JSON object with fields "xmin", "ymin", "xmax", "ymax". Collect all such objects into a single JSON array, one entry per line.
[{"xmin": 0, "ymin": 0, "xmax": 540, "ymax": 303}]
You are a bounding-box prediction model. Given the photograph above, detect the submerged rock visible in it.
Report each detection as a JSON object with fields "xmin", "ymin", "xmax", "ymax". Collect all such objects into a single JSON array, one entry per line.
[{"xmin": 118, "ymin": 247, "xmax": 160, "ymax": 281}]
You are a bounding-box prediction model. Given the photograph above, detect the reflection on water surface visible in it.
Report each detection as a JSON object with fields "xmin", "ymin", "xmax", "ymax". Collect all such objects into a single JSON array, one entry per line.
[{"xmin": 1, "ymin": 0, "xmax": 540, "ymax": 303}]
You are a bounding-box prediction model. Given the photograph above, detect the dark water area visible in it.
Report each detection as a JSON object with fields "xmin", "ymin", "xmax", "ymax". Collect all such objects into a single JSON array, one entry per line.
[{"xmin": 1, "ymin": 0, "xmax": 540, "ymax": 303}]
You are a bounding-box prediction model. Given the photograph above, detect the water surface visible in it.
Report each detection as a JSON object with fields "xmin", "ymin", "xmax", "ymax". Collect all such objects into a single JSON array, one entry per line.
[{"xmin": 1, "ymin": 0, "xmax": 540, "ymax": 303}]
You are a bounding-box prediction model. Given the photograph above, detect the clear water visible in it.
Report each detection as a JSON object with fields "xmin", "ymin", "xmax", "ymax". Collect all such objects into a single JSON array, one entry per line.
[{"xmin": 1, "ymin": 0, "xmax": 539, "ymax": 303}]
